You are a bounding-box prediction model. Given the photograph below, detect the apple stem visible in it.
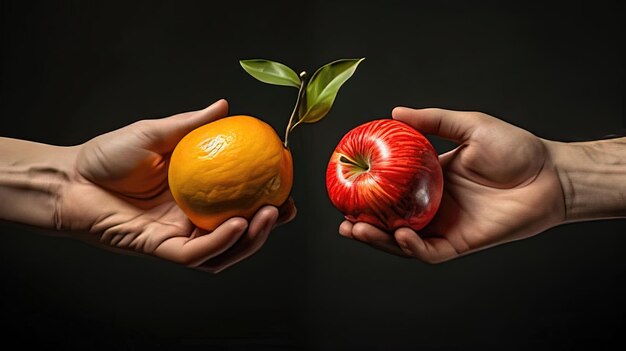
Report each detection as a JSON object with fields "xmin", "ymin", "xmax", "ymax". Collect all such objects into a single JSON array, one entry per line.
[
  {"xmin": 284, "ymin": 71, "xmax": 307, "ymax": 148},
  {"xmin": 339, "ymin": 155, "xmax": 370, "ymax": 171}
]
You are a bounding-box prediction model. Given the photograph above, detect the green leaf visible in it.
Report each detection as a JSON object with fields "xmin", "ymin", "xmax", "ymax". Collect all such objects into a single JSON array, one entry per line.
[
  {"xmin": 298, "ymin": 58, "xmax": 365, "ymax": 124},
  {"xmin": 240, "ymin": 59, "xmax": 301, "ymax": 88}
]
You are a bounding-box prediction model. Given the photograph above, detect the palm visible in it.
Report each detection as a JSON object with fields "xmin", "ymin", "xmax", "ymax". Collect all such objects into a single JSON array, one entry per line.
[
  {"xmin": 424, "ymin": 120, "xmax": 563, "ymax": 256},
  {"xmin": 77, "ymin": 121, "xmax": 173, "ymax": 200},
  {"xmin": 75, "ymin": 135, "xmax": 200, "ymax": 255},
  {"xmin": 339, "ymin": 108, "xmax": 565, "ymax": 263}
]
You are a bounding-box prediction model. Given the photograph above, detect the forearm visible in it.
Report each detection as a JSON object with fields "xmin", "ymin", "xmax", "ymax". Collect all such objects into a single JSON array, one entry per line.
[
  {"xmin": 0, "ymin": 137, "xmax": 79, "ymax": 229},
  {"xmin": 545, "ymin": 137, "xmax": 626, "ymax": 222}
]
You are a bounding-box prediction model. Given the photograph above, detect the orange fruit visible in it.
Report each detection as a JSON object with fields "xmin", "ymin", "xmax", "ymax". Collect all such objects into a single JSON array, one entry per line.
[{"xmin": 168, "ymin": 115, "xmax": 293, "ymax": 231}]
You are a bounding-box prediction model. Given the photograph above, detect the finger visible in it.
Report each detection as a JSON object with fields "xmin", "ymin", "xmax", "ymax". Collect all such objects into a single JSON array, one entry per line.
[
  {"xmin": 394, "ymin": 227, "xmax": 459, "ymax": 264},
  {"xmin": 338, "ymin": 220, "xmax": 354, "ymax": 238},
  {"xmin": 143, "ymin": 99, "xmax": 230, "ymax": 153},
  {"xmin": 153, "ymin": 217, "xmax": 247, "ymax": 267},
  {"xmin": 392, "ymin": 107, "xmax": 481, "ymax": 144},
  {"xmin": 199, "ymin": 206, "xmax": 279, "ymax": 273},
  {"xmin": 166, "ymin": 98, "xmax": 229, "ymax": 133},
  {"xmin": 350, "ymin": 222, "xmax": 410, "ymax": 257},
  {"xmin": 275, "ymin": 197, "xmax": 297, "ymax": 228}
]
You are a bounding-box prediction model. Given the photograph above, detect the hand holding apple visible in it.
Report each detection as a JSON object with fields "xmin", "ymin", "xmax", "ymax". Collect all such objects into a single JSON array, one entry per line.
[{"xmin": 336, "ymin": 108, "xmax": 565, "ymax": 263}]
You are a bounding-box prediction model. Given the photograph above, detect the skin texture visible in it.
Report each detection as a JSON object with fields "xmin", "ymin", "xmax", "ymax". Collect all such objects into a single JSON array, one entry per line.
[
  {"xmin": 0, "ymin": 100, "xmax": 296, "ymax": 273},
  {"xmin": 339, "ymin": 107, "xmax": 626, "ymax": 263}
]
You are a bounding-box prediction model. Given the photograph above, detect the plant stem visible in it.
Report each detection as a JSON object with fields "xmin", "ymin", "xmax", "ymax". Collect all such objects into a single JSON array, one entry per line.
[
  {"xmin": 284, "ymin": 71, "xmax": 307, "ymax": 148},
  {"xmin": 288, "ymin": 120, "xmax": 301, "ymax": 135}
]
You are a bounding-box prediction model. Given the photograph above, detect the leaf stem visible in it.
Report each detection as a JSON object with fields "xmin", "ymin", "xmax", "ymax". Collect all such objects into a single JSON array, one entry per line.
[
  {"xmin": 288, "ymin": 119, "xmax": 303, "ymax": 134},
  {"xmin": 284, "ymin": 71, "xmax": 307, "ymax": 148}
]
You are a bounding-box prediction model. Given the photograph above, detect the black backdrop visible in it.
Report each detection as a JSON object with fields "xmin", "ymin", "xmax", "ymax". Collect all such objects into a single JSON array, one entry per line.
[{"xmin": 1, "ymin": 1, "xmax": 624, "ymax": 350}]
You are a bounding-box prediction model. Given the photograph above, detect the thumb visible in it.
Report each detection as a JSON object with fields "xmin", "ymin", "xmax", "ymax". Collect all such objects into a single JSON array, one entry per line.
[
  {"xmin": 392, "ymin": 107, "xmax": 481, "ymax": 144},
  {"xmin": 142, "ymin": 99, "xmax": 230, "ymax": 153}
]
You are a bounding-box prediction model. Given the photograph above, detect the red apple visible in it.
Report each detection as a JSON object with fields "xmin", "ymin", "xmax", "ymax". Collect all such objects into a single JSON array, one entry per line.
[{"xmin": 326, "ymin": 119, "xmax": 443, "ymax": 232}]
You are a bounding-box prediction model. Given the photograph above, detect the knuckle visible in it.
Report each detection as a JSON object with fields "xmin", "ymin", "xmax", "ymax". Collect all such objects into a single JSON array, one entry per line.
[
  {"xmin": 465, "ymin": 111, "xmax": 483, "ymax": 120},
  {"xmin": 130, "ymin": 119, "xmax": 150, "ymax": 130},
  {"xmin": 468, "ymin": 111, "xmax": 492, "ymax": 124}
]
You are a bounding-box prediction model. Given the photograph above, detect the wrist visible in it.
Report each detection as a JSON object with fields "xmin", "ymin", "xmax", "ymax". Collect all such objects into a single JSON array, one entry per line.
[
  {"xmin": 544, "ymin": 138, "xmax": 626, "ymax": 222},
  {"xmin": 49, "ymin": 145, "xmax": 82, "ymax": 230},
  {"xmin": 0, "ymin": 138, "xmax": 80, "ymax": 229}
]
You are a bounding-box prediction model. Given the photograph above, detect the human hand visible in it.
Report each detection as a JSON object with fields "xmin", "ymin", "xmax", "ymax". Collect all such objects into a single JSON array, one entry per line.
[
  {"xmin": 338, "ymin": 108, "xmax": 565, "ymax": 263},
  {"xmin": 60, "ymin": 100, "xmax": 296, "ymax": 272}
]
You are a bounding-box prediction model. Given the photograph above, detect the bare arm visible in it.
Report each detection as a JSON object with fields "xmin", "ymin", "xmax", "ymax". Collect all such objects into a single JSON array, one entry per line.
[
  {"xmin": 0, "ymin": 138, "xmax": 78, "ymax": 229},
  {"xmin": 547, "ymin": 138, "xmax": 626, "ymax": 222}
]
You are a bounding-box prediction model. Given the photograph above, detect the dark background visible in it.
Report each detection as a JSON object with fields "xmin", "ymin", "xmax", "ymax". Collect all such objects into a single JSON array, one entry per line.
[{"xmin": 1, "ymin": 0, "xmax": 624, "ymax": 349}]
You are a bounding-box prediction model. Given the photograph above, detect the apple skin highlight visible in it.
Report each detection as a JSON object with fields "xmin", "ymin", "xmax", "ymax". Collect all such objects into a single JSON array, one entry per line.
[{"xmin": 326, "ymin": 119, "xmax": 443, "ymax": 232}]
